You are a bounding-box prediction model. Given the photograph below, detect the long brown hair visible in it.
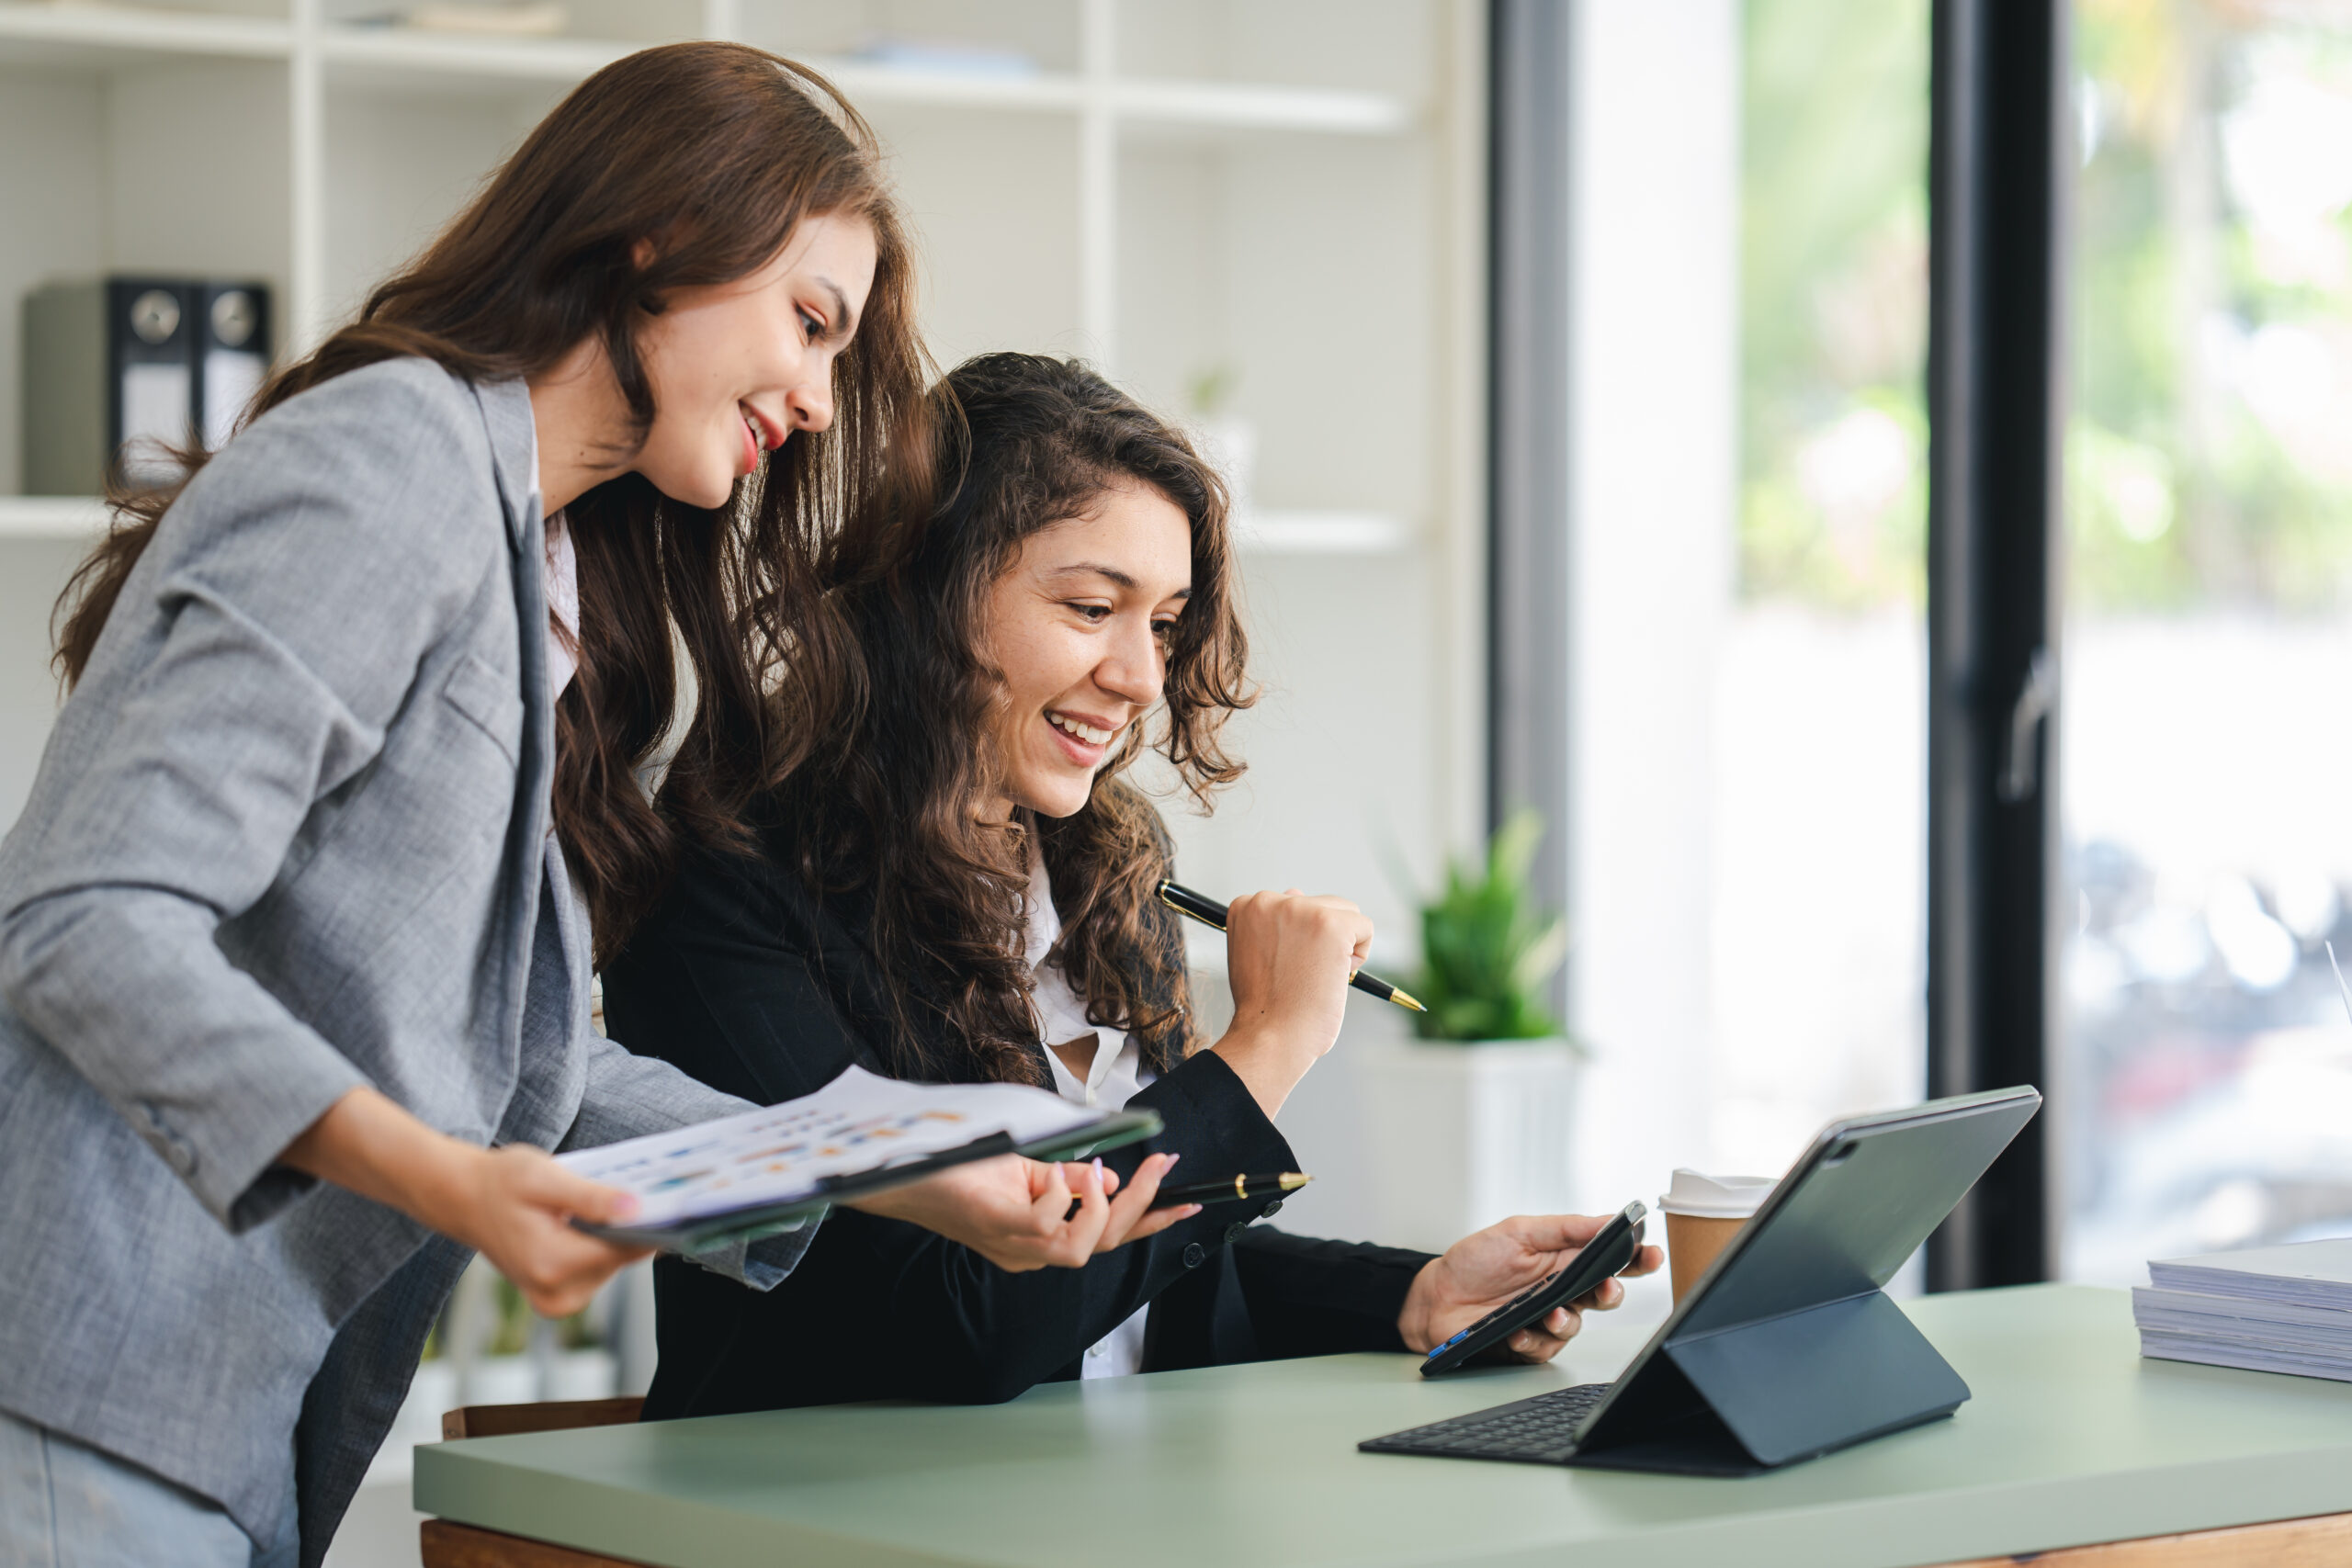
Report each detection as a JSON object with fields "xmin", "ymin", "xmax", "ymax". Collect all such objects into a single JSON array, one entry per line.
[
  {"xmin": 51, "ymin": 41, "xmax": 932, "ymax": 956},
  {"xmin": 768, "ymin": 353, "xmax": 1254, "ymax": 1083}
]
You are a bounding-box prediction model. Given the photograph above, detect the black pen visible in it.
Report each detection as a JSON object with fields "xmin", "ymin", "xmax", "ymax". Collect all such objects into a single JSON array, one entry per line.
[
  {"xmin": 1152, "ymin": 1171, "xmax": 1312, "ymax": 1209},
  {"xmin": 1062, "ymin": 1169, "xmax": 1312, "ymax": 1220},
  {"xmin": 1156, "ymin": 880, "xmax": 1426, "ymax": 1012}
]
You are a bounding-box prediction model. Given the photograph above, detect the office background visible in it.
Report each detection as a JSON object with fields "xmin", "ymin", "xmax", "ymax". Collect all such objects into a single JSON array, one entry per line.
[{"xmin": 6, "ymin": 0, "xmax": 2352, "ymax": 1559}]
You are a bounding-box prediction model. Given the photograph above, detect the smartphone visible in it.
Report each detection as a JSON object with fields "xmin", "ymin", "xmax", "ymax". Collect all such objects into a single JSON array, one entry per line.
[{"xmin": 1418, "ymin": 1201, "xmax": 1648, "ymax": 1377}]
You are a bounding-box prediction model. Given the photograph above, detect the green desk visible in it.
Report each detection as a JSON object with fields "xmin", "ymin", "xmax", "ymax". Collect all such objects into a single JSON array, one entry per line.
[{"xmin": 414, "ymin": 1284, "xmax": 2352, "ymax": 1568}]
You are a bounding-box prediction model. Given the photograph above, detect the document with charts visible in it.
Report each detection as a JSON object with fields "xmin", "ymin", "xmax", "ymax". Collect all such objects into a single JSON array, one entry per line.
[{"xmin": 560, "ymin": 1065, "xmax": 1160, "ymax": 1250}]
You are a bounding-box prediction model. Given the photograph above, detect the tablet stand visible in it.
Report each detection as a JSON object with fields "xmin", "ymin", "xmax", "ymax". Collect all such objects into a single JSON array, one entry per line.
[{"xmin": 1566, "ymin": 1288, "xmax": 1971, "ymax": 1476}]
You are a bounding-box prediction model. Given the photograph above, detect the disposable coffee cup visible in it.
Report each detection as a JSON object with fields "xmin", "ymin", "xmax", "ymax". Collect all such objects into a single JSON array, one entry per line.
[{"xmin": 1658, "ymin": 1168, "xmax": 1775, "ymax": 1304}]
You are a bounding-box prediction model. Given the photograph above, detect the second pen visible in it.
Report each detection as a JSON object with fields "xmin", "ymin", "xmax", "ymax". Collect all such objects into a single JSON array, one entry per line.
[{"xmin": 1155, "ymin": 879, "xmax": 1426, "ymax": 1013}]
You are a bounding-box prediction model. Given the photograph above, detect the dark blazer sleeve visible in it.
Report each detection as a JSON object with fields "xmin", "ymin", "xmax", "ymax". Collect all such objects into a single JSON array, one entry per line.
[
  {"xmin": 602, "ymin": 836, "xmax": 1297, "ymax": 1414},
  {"xmin": 1120, "ymin": 806, "xmax": 1442, "ymax": 1368},
  {"xmin": 1226, "ymin": 1228, "xmax": 1433, "ymax": 1359}
]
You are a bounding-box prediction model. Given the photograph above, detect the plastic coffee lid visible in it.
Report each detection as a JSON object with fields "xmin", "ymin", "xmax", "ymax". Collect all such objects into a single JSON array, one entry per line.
[{"xmin": 1657, "ymin": 1168, "xmax": 1775, "ymax": 1218}]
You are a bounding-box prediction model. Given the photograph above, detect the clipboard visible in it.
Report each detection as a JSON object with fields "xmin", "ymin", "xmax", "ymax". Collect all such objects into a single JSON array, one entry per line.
[{"xmin": 563, "ymin": 1067, "xmax": 1163, "ymax": 1254}]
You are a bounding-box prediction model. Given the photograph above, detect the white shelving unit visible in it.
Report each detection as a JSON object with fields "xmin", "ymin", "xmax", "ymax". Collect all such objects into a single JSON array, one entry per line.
[
  {"xmin": 0, "ymin": 0, "xmax": 1414, "ymax": 345},
  {"xmin": 0, "ymin": 10, "xmax": 1488, "ymax": 1548},
  {"xmin": 1241, "ymin": 509, "xmax": 1415, "ymax": 555},
  {"xmin": 0, "ymin": 0, "xmax": 1488, "ymax": 968},
  {"xmin": 0, "ymin": 495, "xmax": 109, "ymax": 537},
  {"xmin": 0, "ymin": 493, "xmax": 1415, "ymax": 552},
  {"xmin": 0, "ymin": 0, "xmax": 1427, "ymax": 546}
]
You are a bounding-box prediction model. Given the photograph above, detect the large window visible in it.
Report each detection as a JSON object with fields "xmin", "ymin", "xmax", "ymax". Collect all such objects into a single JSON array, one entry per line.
[
  {"xmin": 1562, "ymin": 0, "xmax": 1931, "ymax": 1218},
  {"xmin": 1717, "ymin": 0, "xmax": 1931, "ymax": 1173},
  {"xmin": 2064, "ymin": 1, "xmax": 2352, "ymax": 1280}
]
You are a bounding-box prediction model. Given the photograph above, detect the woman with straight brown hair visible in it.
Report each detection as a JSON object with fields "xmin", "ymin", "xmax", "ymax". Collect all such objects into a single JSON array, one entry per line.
[{"xmin": 0, "ymin": 44, "xmax": 1171, "ymax": 1567}]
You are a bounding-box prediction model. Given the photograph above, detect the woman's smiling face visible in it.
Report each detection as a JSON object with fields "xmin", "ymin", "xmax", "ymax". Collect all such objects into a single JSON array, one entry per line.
[
  {"xmin": 631, "ymin": 210, "xmax": 878, "ymax": 510},
  {"xmin": 980, "ymin": 484, "xmax": 1193, "ymax": 820}
]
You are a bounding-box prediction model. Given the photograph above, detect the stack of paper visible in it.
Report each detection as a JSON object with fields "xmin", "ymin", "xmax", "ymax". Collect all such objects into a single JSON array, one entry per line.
[{"xmin": 2134, "ymin": 1239, "xmax": 2352, "ymax": 1382}]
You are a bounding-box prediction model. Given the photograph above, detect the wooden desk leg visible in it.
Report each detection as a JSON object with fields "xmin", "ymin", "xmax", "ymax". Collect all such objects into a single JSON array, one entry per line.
[
  {"xmin": 419, "ymin": 1518, "xmax": 651, "ymax": 1568},
  {"xmin": 1939, "ymin": 1511, "xmax": 2352, "ymax": 1566}
]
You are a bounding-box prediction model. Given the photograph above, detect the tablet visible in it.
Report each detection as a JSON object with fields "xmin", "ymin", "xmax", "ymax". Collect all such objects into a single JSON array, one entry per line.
[
  {"xmin": 1362, "ymin": 1086, "xmax": 2041, "ymax": 1473},
  {"xmin": 1419, "ymin": 1201, "xmax": 1648, "ymax": 1376}
]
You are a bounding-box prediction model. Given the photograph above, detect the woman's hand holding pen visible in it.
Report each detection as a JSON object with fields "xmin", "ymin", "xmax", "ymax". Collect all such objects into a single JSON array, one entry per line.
[
  {"xmin": 844, "ymin": 1150, "xmax": 1196, "ymax": 1271},
  {"xmin": 1396, "ymin": 1213, "xmax": 1667, "ymax": 1362},
  {"xmin": 1211, "ymin": 890, "xmax": 1376, "ymax": 1118}
]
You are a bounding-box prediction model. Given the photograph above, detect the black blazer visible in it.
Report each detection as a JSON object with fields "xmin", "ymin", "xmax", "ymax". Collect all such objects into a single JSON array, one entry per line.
[{"xmin": 603, "ymin": 807, "xmax": 1433, "ymax": 1416}]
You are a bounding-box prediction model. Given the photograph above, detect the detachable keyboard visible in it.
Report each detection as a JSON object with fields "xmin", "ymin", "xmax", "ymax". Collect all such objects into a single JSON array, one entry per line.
[{"xmin": 1358, "ymin": 1382, "xmax": 1614, "ymax": 1465}]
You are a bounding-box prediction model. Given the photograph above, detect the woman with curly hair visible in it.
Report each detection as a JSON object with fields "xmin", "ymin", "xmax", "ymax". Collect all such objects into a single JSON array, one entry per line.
[{"xmin": 605, "ymin": 352, "xmax": 1659, "ymax": 1414}]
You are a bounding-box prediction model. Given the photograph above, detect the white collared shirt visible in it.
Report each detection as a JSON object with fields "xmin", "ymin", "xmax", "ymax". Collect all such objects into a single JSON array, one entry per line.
[
  {"xmin": 526, "ymin": 411, "xmax": 580, "ymax": 703},
  {"xmin": 544, "ymin": 510, "xmax": 579, "ymax": 700},
  {"xmin": 1024, "ymin": 838, "xmax": 1155, "ymax": 1377}
]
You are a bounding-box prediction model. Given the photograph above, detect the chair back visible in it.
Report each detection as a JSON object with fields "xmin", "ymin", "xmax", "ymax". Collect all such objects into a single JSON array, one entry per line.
[{"xmin": 440, "ymin": 1394, "xmax": 645, "ymax": 1442}]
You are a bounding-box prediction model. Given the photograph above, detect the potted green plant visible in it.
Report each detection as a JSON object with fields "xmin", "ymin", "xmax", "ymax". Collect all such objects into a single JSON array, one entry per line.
[
  {"xmin": 1358, "ymin": 811, "xmax": 1585, "ymax": 1251},
  {"xmin": 1412, "ymin": 808, "xmax": 1572, "ymax": 1044}
]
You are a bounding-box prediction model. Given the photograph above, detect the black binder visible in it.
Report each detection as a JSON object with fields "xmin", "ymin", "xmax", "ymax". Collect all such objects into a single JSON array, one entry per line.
[
  {"xmin": 196, "ymin": 282, "xmax": 271, "ymax": 450},
  {"xmin": 22, "ymin": 276, "xmax": 272, "ymax": 493}
]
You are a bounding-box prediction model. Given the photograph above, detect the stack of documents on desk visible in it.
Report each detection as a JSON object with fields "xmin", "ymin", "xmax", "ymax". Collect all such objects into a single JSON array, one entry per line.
[{"xmin": 2135, "ymin": 1239, "xmax": 2352, "ymax": 1382}]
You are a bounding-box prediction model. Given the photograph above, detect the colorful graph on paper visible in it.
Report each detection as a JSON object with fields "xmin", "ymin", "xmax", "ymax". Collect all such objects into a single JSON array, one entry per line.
[{"xmin": 559, "ymin": 1065, "xmax": 1103, "ymax": 1228}]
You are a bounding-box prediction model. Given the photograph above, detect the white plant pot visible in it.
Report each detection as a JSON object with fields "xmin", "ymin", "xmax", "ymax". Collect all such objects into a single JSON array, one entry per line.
[
  {"xmin": 1356, "ymin": 1037, "xmax": 1580, "ymax": 1254},
  {"xmin": 391, "ymin": 1359, "xmax": 457, "ymax": 1450},
  {"xmin": 462, "ymin": 1353, "xmax": 538, "ymax": 1407},
  {"xmin": 542, "ymin": 1347, "xmax": 620, "ymax": 1403}
]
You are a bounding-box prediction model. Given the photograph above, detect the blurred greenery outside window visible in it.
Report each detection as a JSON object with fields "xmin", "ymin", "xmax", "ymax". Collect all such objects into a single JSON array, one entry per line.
[
  {"xmin": 2064, "ymin": 4, "xmax": 2352, "ymax": 1277},
  {"xmin": 1742, "ymin": 1, "xmax": 2352, "ymax": 615},
  {"xmin": 1737, "ymin": 0, "xmax": 2352, "ymax": 1273},
  {"xmin": 2075, "ymin": 0, "xmax": 2352, "ymax": 615},
  {"xmin": 1741, "ymin": 0, "xmax": 1929, "ymax": 612}
]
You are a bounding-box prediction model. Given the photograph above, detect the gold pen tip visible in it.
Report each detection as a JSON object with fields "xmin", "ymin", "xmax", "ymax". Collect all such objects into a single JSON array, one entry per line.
[
  {"xmin": 1390, "ymin": 988, "xmax": 1427, "ymax": 1012},
  {"xmin": 1279, "ymin": 1172, "xmax": 1313, "ymax": 1191}
]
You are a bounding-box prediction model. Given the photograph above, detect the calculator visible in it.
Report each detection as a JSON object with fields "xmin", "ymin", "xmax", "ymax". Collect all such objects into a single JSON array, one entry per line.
[{"xmin": 1418, "ymin": 1201, "xmax": 1648, "ymax": 1377}]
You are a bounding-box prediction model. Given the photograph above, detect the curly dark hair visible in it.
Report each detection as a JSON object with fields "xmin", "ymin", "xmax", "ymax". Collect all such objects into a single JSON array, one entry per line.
[{"xmin": 765, "ymin": 352, "xmax": 1255, "ymax": 1083}]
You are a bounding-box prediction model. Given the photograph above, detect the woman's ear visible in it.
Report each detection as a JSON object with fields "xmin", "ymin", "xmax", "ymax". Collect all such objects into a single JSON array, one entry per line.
[{"xmin": 630, "ymin": 237, "xmax": 659, "ymax": 271}]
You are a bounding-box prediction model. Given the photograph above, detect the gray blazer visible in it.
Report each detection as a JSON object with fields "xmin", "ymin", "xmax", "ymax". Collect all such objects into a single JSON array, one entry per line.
[{"xmin": 0, "ymin": 358, "xmax": 805, "ymax": 1562}]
